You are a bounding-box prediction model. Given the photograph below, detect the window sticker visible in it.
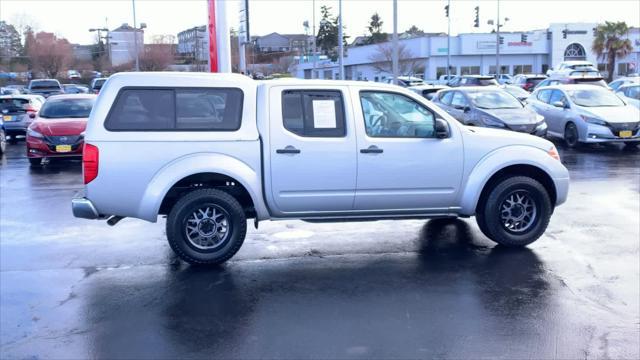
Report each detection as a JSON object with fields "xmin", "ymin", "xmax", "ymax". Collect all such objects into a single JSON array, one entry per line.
[{"xmin": 312, "ymin": 100, "xmax": 336, "ymax": 128}]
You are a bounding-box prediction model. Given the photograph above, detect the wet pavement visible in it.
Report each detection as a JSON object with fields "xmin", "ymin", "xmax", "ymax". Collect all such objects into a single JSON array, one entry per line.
[{"xmin": 1, "ymin": 141, "xmax": 639, "ymax": 359}]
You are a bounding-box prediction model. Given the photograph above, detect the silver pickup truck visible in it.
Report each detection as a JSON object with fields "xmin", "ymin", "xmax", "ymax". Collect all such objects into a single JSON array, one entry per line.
[{"xmin": 72, "ymin": 72, "xmax": 569, "ymax": 265}]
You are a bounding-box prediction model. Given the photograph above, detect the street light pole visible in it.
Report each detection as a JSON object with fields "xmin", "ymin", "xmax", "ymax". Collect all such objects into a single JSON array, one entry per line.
[
  {"xmin": 392, "ymin": 0, "xmax": 399, "ymax": 84},
  {"xmin": 496, "ymin": 0, "xmax": 500, "ymax": 76},
  {"xmin": 447, "ymin": 0, "xmax": 451, "ymax": 78},
  {"xmin": 132, "ymin": 0, "xmax": 139, "ymax": 71},
  {"xmin": 338, "ymin": 0, "xmax": 344, "ymax": 80}
]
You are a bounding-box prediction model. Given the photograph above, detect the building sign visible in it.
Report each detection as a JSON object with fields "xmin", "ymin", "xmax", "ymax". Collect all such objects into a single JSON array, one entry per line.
[
  {"xmin": 508, "ymin": 42, "xmax": 532, "ymax": 47},
  {"xmin": 477, "ymin": 41, "xmax": 497, "ymax": 50},
  {"xmin": 566, "ymin": 30, "xmax": 588, "ymax": 35}
]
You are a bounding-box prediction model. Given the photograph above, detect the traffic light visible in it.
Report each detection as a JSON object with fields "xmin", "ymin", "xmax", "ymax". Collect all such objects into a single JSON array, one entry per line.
[
  {"xmin": 521, "ymin": 33, "xmax": 527, "ymax": 43},
  {"xmin": 562, "ymin": 29, "xmax": 567, "ymax": 39},
  {"xmin": 444, "ymin": 5, "xmax": 449, "ymax": 17},
  {"xmin": 474, "ymin": 6, "xmax": 479, "ymax": 28},
  {"xmin": 499, "ymin": 36, "xmax": 504, "ymax": 45}
]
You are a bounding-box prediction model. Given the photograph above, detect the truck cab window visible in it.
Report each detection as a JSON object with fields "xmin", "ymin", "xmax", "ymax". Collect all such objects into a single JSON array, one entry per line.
[
  {"xmin": 282, "ymin": 90, "xmax": 346, "ymax": 137},
  {"xmin": 360, "ymin": 91, "xmax": 435, "ymax": 138}
]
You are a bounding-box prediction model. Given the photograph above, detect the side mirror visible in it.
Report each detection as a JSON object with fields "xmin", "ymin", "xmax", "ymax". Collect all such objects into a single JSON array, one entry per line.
[
  {"xmin": 552, "ymin": 101, "xmax": 566, "ymax": 108},
  {"xmin": 463, "ymin": 106, "xmax": 471, "ymax": 113},
  {"xmin": 435, "ymin": 119, "xmax": 450, "ymax": 139}
]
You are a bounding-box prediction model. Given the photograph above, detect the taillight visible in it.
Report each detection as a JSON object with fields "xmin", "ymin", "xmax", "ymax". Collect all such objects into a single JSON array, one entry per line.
[
  {"xmin": 24, "ymin": 105, "xmax": 36, "ymax": 112},
  {"xmin": 83, "ymin": 143, "xmax": 99, "ymax": 184}
]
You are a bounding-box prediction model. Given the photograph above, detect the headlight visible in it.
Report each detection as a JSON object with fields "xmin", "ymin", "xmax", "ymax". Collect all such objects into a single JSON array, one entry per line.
[
  {"xmin": 535, "ymin": 114, "xmax": 545, "ymax": 124},
  {"xmin": 481, "ymin": 115, "xmax": 506, "ymax": 128},
  {"xmin": 580, "ymin": 115, "xmax": 607, "ymax": 126},
  {"xmin": 27, "ymin": 128, "xmax": 43, "ymax": 138}
]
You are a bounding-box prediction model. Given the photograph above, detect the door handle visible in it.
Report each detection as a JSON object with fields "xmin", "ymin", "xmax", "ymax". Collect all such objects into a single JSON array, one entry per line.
[
  {"xmin": 360, "ymin": 145, "xmax": 383, "ymax": 154},
  {"xmin": 276, "ymin": 145, "xmax": 301, "ymax": 154}
]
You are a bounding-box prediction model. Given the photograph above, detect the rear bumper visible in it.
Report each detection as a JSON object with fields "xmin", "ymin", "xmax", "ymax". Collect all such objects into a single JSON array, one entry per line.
[{"xmin": 72, "ymin": 193, "xmax": 101, "ymax": 219}]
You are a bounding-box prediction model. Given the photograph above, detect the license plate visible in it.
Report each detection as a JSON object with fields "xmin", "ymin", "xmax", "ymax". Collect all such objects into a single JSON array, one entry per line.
[
  {"xmin": 619, "ymin": 130, "xmax": 632, "ymax": 138},
  {"xmin": 55, "ymin": 145, "xmax": 72, "ymax": 153},
  {"xmin": 2, "ymin": 115, "xmax": 13, "ymax": 122}
]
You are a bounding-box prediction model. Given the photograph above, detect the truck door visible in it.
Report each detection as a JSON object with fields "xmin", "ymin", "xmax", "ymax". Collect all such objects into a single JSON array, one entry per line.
[
  {"xmin": 267, "ymin": 87, "xmax": 357, "ymax": 215},
  {"xmin": 352, "ymin": 89, "xmax": 464, "ymax": 212}
]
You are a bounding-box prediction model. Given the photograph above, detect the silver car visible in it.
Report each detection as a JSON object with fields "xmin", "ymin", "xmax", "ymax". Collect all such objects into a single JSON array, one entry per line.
[
  {"xmin": 528, "ymin": 84, "xmax": 640, "ymax": 148},
  {"xmin": 433, "ymin": 87, "xmax": 547, "ymax": 136},
  {"xmin": 616, "ymin": 84, "xmax": 639, "ymax": 109}
]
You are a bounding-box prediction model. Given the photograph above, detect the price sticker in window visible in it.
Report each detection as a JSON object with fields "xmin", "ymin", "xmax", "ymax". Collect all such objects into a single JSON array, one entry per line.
[{"xmin": 312, "ymin": 100, "xmax": 337, "ymax": 128}]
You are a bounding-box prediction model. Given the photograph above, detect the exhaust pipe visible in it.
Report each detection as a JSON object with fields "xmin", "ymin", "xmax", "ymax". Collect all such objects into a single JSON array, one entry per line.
[{"xmin": 107, "ymin": 216, "xmax": 125, "ymax": 226}]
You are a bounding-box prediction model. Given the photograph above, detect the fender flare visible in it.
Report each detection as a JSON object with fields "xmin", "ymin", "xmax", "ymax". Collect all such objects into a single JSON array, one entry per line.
[
  {"xmin": 459, "ymin": 145, "xmax": 566, "ymax": 216},
  {"xmin": 136, "ymin": 152, "xmax": 269, "ymax": 222}
]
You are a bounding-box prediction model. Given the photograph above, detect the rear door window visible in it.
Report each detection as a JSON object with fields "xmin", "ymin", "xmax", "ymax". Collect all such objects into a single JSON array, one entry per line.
[{"xmin": 281, "ymin": 90, "xmax": 346, "ymax": 137}]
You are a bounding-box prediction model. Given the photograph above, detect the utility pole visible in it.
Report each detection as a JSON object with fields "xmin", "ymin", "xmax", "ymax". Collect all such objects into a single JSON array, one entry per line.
[
  {"xmin": 312, "ymin": 0, "xmax": 316, "ymax": 79},
  {"xmin": 446, "ymin": 0, "xmax": 451, "ymax": 78},
  {"xmin": 392, "ymin": 0, "xmax": 399, "ymax": 84},
  {"xmin": 338, "ymin": 0, "xmax": 344, "ymax": 80},
  {"xmin": 132, "ymin": 0, "xmax": 140, "ymax": 71}
]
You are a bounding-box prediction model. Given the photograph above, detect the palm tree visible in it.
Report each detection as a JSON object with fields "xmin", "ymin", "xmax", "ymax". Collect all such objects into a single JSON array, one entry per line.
[{"xmin": 592, "ymin": 21, "xmax": 634, "ymax": 82}]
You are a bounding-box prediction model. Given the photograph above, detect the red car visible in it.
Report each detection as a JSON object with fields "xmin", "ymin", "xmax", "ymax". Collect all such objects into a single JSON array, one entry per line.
[{"xmin": 26, "ymin": 94, "xmax": 96, "ymax": 166}]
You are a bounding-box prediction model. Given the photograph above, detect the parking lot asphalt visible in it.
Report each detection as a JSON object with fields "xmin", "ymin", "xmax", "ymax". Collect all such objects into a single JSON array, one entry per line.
[{"xmin": 1, "ymin": 141, "xmax": 639, "ymax": 359}]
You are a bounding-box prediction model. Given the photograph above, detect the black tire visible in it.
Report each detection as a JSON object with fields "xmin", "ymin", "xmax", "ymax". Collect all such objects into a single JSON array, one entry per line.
[
  {"xmin": 476, "ymin": 176, "xmax": 552, "ymax": 247},
  {"xmin": 166, "ymin": 188, "xmax": 247, "ymax": 265},
  {"xmin": 564, "ymin": 122, "xmax": 579, "ymax": 148},
  {"xmin": 28, "ymin": 158, "xmax": 41, "ymax": 166},
  {"xmin": 0, "ymin": 129, "xmax": 5, "ymax": 155},
  {"xmin": 623, "ymin": 142, "xmax": 639, "ymax": 150}
]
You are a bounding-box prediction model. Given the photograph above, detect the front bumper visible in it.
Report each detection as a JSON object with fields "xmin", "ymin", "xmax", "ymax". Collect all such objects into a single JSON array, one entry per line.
[
  {"xmin": 553, "ymin": 176, "xmax": 570, "ymax": 206},
  {"xmin": 582, "ymin": 124, "xmax": 640, "ymax": 143},
  {"xmin": 27, "ymin": 136, "xmax": 84, "ymax": 158},
  {"xmin": 72, "ymin": 193, "xmax": 101, "ymax": 219}
]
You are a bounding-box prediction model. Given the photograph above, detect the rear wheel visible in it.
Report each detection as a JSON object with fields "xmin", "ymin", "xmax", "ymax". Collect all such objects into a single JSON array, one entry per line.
[
  {"xmin": 564, "ymin": 123, "xmax": 579, "ymax": 148},
  {"xmin": 166, "ymin": 188, "xmax": 247, "ymax": 265},
  {"xmin": 476, "ymin": 176, "xmax": 552, "ymax": 247}
]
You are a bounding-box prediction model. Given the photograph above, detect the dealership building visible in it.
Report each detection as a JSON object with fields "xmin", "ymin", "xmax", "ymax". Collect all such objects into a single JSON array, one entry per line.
[{"xmin": 294, "ymin": 23, "xmax": 640, "ymax": 81}]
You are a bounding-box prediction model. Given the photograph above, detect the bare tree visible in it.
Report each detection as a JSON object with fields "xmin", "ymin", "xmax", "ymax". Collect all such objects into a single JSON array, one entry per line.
[
  {"xmin": 139, "ymin": 34, "xmax": 175, "ymax": 71},
  {"xmin": 26, "ymin": 32, "xmax": 72, "ymax": 78},
  {"xmin": 368, "ymin": 43, "xmax": 421, "ymax": 76},
  {"xmin": 271, "ymin": 56, "xmax": 295, "ymax": 74}
]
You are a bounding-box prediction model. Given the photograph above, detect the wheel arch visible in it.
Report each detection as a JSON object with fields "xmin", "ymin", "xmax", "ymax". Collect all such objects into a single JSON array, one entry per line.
[
  {"xmin": 459, "ymin": 145, "xmax": 564, "ymax": 216},
  {"xmin": 137, "ymin": 153, "xmax": 269, "ymax": 222}
]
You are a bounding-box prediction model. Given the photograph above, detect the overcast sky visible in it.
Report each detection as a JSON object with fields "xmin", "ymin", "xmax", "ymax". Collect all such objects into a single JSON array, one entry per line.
[{"xmin": 1, "ymin": 0, "xmax": 639, "ymax": 44}]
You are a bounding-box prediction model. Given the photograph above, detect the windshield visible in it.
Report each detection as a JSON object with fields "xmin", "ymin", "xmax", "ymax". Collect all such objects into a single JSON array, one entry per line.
[
  {"xmin": 503, "ymin": 86, "xmax": 530, "ymax": 98},
  {"xmin": 39, "ymin": 98, "xmax": 95, "ymax": 118},
  {"xmin": 30, "ymin": 80, "xmax": 60, "ymax": 90},
  {"xmin": 478, "ymin": 78, "xmax": 499, "ymax": 86},
  {"xmin": 468, "ymin": 91, "xmax": 523, "ymax": 109},
  {"xmin": 567, "ymin": 88, "xmax": 625, "ymax": 107}
]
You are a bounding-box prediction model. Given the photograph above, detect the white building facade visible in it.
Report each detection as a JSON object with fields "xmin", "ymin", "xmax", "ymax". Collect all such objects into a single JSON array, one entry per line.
[
  {"xmin": 295, "ymin": 23, "xmax": 640, "ymax": 81},
  {"xmin": 109, "ymin": 24, "xmax": 144, "ymax": 67}
]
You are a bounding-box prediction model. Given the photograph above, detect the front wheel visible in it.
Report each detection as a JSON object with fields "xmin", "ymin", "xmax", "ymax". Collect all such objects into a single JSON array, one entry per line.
[
  {"xmin": 166, "ymin": 188, "xmax": 247, "ymax": 265},
  {"xmin": 564, "ymin": 122, "xmax": 579, "ymax": 148},
  {"xmin": 476, "ymin": 176, "xmax": 552, "ymax": 247}
]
